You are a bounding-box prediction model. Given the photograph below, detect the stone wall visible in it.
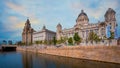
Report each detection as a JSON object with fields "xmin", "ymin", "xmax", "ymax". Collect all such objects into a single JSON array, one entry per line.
[{"xmin": 17, "ymin": 45, "xmax": 120, "ymax": 64}]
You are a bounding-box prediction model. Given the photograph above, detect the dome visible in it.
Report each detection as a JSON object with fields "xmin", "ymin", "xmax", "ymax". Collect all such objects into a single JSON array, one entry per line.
[
  {"xmin": 105, "ymin": 8, "xmax": 115, "ymax": 17},
  {"xmin": 57, "ymin": 23, "xmax": 62, "ymax": 27},
  {"xmin": 78, "ymin": 10, "xmax": 87, "ymax": 17},
  {"xmin": 76, "ymin": 10, "xmax": 89, "ymax": 25},
  {"xmin": 104, "ymin": 8, "xmax": 116, "ymax": 22}
]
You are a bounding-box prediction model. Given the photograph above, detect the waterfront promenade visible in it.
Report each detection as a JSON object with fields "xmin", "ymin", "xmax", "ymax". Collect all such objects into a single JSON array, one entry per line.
[{"xmin": 17, "ymin": 45, "xmax": 120, "ymax": 64}]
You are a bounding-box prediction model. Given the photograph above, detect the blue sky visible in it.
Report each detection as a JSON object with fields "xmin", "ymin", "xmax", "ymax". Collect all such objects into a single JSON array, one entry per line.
[{"xmin": 0, "ymin": 0, "xmax": 120, "ymax": 43}]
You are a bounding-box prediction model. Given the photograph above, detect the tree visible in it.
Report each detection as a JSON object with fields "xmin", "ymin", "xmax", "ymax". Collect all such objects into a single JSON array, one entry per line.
[
  {"xmin": 28, "ymin": 42, "xmax": 33, "ymax": 45},
  {"xmin": 57, "ymin": 40, "xmax": 61, "ymax": 44},
  {"xmin": 109, "ymin": 32, "xmax": 114, "ymax": 39},
  {"xmin": 48, "ymin": 40, "xmax": 52, "ymax": 45},
  {"xmin": 39, "ymin": 40, "xmax": 42, "ymax": 44},
  {"xmin": 17, "ymin": 41, "xmax": 22, "ymax": 46},
  {"xmin": 88, "ymin": 31, "xmax": 100, "ymax": 44},
  {"xmin": 94, "ymin": 34, "xmax": 101, "ymax": 43},
  {"xmin": 73, "ymin": 33, "xmax": 82, "ymax": 45},
  {"xmin": 57, "ymin": 37, "xmax": 64, "ymax": 44},
  {"xmin": 88, "ymin": 32, "xmax": 95, "ymax": 44},
  {"xmin": 35, "ymin": 41, "xmax": 39, "ymax": 45},
  {"xmin": 43, "ymin": 40, "xmax": 48, "ymax": 45},
  {"xmin": 22, "ymin": 42, "xmax": 25, "ymax": 45},
  {"xmin": 62, "ymin": 36, "xmax": 68, "ymax": 44},
  {"xmin": 107, "ymin": 32, "xmax": 114, "ymax": 45},
  {"xmin": 68, "ymin": 37, "xmax": 73, "ymax": 45},
  {"xmin": 53, "ymin": 37, "xmax": 57, "ymax": 45}
]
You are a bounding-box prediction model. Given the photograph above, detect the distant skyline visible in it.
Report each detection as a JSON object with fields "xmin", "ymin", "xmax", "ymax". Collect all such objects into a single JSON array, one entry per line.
[{"xmin": 0, "ymin": 0, "xmax": 120, "ymax": 43}]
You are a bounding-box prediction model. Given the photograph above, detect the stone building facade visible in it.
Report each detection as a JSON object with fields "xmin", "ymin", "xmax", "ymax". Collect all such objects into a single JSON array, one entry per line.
[
  {"xmin": 22, "ymin": 19, "xmax": 56, "ymax": 44},
  {"xmin": 22, "ymin": 19, "xmax": 35, "ymax": 44},
  {"xmin": 56, "ymin": 8, "xmax": 117, "ymax": 44},
  {"xmin": 33, "ymin": 25, "xmax": 56, "ymax": 43}
]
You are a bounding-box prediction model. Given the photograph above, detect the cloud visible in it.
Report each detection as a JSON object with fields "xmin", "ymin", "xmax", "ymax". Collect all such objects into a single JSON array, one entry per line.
[
  {"xmin": 6, "ymin": 1, "xmax": 36, "ymax": 18},
  {"xmin": 4, "ymin": 1, "xmax": 46, "ymax": 32},
  {"xmin": 4, "ymin": 17, "xmax": 42, "ymax": 31},
  {"xmin": 2, "ymin": 17, "xmax": 43, "ymax": 41},
  {"xmin": 1, "ymin": 0, "xmax": 120, "ymax": 42},
  {"xmin": 8, "ymin": 16, "xmax": 18, "ymax": 23},
  {"xmin": 70, "ymin": 0, "xmax": 119, "ymax": 22},
  {"xmin": 6, "ymin": 1, "xmax": 25, "ymax": 13}
]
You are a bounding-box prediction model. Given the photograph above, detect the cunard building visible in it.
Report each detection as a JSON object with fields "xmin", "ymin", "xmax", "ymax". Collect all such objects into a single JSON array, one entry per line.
[{"xmin": 56, "ymin": 8, "xmax": 117, "ymax": 44}]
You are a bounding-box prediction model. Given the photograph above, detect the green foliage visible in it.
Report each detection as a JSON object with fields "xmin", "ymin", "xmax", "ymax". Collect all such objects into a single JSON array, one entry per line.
[
  {"xmin": 35, "ymin": 41, "xmax": 39, "ymax": 45},
  {"xmin": 53, "ymin": 37, "xmax": 57, "ymax": 45},
  {"xmin": 88, "ymin": 32, "xmax": 94, "ymax": 43},
  {"xmin": 88, "ymin": 31, "xmax": 101, "ymax": 44},
  {"xmin": 57, "ymin": 37, "xmax": 68, "ymax": 44},
  {"xmin": 28, "ymin": 42, "xmax": 33, "ymax": 45},
  {"xmin": 17, "ymin": 41, "xmax": 26, "ymax": 46},
  {"xmin": 43, "ymin": 40, "xmax": 48, "ymax": 45},
  {"xmin": 48, "ymin": 40, "xmax": 52, "ymax": 45},
  {"xmin": 73, "ymin": 33, "xmax": 82, "ymax": 44},
  {"xmin": 68, "ymin": 37, "xmax": 73, "ymax": 45},
  {"xmin": 17, "ymin": 41, "xmax": 22, "ymax": 46},
  {"xmin": 57, "ymin": 40, "xmax": 61, "ymax": 44},
  {"xmin": 94, "ymin": 34, "xmax": 101, "ymax": 43},
  {"xmin": 22, "ymin": 42, "xmax": 25, "ymax": 45},
  {"xmin": 103, "ymin": 36, "xmax": 107, "ymax": 40},
  {"xmin": 39, "ymin": 41, "xmax": 42, "ymax": 44},
  {"xmin": 109, "ymin": 32, "xmax": 114, "ymax": 39}
]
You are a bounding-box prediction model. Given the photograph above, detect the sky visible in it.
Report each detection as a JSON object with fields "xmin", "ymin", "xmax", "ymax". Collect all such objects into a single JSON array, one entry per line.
[{"xmin": 0, "ymin": 0, "xmax": 120, "ymax": 43}]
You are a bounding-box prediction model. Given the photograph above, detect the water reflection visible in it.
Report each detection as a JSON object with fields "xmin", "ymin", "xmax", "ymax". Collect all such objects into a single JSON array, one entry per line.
[
  {"xmin": 0, "ymin": 51, "xmax": 120, "ymax": 68},
  {"xmin": 0, "ymin": 52, "xmax": 23, "ymax": 68},
  {"xmin": 21, "ymin": 51, "xmax": 120, "ymax": 68}
]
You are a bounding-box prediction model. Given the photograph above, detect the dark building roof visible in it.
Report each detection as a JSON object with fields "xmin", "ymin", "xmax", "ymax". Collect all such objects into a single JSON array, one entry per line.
[{"xmin": 78, "ymin": 10, "xmax": 87, "ymax": 17}]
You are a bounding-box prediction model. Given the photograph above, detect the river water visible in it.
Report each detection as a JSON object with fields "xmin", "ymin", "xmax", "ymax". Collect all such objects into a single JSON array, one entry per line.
[{"xmin": 0, "ymin": 51, "xmax": 120, "ymax": 68}]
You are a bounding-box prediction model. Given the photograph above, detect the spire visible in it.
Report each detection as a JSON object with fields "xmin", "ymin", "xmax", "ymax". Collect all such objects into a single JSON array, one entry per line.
[
  {"xmin": 57, "ymin": 23, "xmax": 62, "ymax": 27},
  {"xmin": 81, "ymin": 10, "xmax": 84, "ymax": 13},
  {"xmin": 105, "ymin": 8, "xmax": 116, "ymax": 16},
  {"xmin": 25, "ymin": 18, "xmax": 31, "ymax": 29},
  {"xmin": 42, "ymin": 25, "xmax": 46, "ymax": 30},
  {"xmin": 26, "ymin": 18, "xmax": 30, "ymax": 24},
  {"xmin": 105, "ymin": 8, "xmax": 116, "ymax": 22}
]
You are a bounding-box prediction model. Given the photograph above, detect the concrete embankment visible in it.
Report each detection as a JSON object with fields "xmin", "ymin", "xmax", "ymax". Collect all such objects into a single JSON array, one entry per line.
[{"xmin": 17, "ymin": 45, "xmax": 120, "ymax": 64}]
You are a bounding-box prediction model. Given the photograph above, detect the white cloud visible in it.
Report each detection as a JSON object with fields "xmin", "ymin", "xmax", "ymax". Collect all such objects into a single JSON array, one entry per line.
[
  {"xmin": 70, "ymin": 0, "xmax": 119, "ymax": 23},
  {"xmin": 4, "ymin": 1, "xmax": 46, "ymax": 32},
  {"xmin": 2, "ymin": 0, "xmax": 120, "ymax": 41}
]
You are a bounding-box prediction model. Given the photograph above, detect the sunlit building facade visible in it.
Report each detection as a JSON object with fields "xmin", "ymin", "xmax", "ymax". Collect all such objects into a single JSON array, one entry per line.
[
  {"xmin": 56, "ymin": 8, "xmax": 117, "ymax": 44},
  {"xmin": 33, "ymin": 25, "xmax": 56, "ymax": 43},
  {"xmin": 22, "ymin": 19, "xmax": 56, "ymax": 44}
]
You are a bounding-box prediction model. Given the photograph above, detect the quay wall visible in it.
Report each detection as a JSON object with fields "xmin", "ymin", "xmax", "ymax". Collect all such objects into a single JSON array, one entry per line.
[{"xmin": 17, "ymin": 45, "xmax": 120, "ymax": 64}]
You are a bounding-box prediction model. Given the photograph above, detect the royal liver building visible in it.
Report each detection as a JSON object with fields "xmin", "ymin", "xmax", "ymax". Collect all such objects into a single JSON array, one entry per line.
[{"xmin": 56, "ymin": 8, "xmax": 117, "ymax": 43}]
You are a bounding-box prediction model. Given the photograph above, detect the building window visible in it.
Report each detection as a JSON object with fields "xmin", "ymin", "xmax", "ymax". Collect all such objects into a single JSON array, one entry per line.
[
  {"xmin": 86, "ymin": 30, "xmax": 88, "ymax": 37},
  {"xmin": 95, "ymin": 29, "xmax": 98, "ymax": 34},
  {"xmin": 101, "ymin": 28, "xmax": 104, "ymax": 36},
  {"xmin": 110, "ymin": 23, "xmax": 111, "ymax": 25},
  {"xmin": 90, "ymin": 30, "xmax": 93, "ymax": 32}
]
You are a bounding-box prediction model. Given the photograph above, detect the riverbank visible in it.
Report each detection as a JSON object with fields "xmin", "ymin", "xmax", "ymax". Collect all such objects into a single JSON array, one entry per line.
[{"xmin": 17, "ymin": 45, "xmax": 120, "ymax": 64}]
